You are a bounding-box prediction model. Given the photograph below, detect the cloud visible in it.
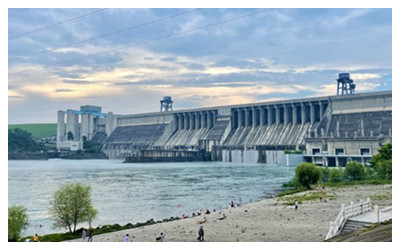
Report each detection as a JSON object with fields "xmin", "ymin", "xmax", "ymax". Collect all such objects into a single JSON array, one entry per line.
[
  {"xmin": 7, "ymin": 9, "xmax": 392, "ymax": 124},
  {"xmin": 321, "ymin": 9, "xmax": 372, "ymax": 29},
  {"xmin": 55, "ymin": 89, "xmax": 74, "ymax": 92},
  {"xmin": 351, "ymin": 73, "xmax": 381, "ymax": 80}
]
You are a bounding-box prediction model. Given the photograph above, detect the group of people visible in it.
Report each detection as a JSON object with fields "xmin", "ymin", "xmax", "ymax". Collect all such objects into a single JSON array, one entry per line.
[
  {"xmin": 81, "ymin": 229, "xmax": 93, "ymax": 242},
  {"xmin": 182, "ymin": 208, "xmax": 215, "ymax": 219},
  {"xmin": 155, "ymin": 227, "xmax": 205, "ymax": 242},
  {"xmin": 31, "ymin": 199, "xmax": 238, "ymax": 242},
  {"xmin": 229, "ymin": 198, "xmax": 243, "ymax": 208}
]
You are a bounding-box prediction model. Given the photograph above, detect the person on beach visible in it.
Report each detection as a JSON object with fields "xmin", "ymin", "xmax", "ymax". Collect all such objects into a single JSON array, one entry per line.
[
  {"xmin": 81, "ymin": 229, "xmax": 86, "ymax": 241},
  {"xmin": 87, "ymin": 229, "xmax": 93, "ymax": 242},
  {"xmin": 182, "ymin": 213, "xmax": 188, "ymax": 219},
  {"xmin": 295, "ymin": 201, "xmax": 298, "ymax": 210},
  {"xmin": 156, "ymin": 232, "xmax": 164, "ymax": 242},
  {"xmin": 124, "ymin": 234, "xmax": 129, "ymax": 242},
  {"xmin": 217, "ymin": 213, "xmax": 226, "ymax": 220},
  {"xmin": 197, "ymin": 210, "xmax": 202, "ymax": 216},
  {"xmin": 33, "ymin": 234, "xmax": 39, "ymax": 242},
  {"xmin": 205, "ymin": 209, "xmax": 210, "ymax": 214},
  {"xmin": 197, "ymin": 226, "xmax": 204, "ymax": 242},
  {"xmin": 197, "ymin": 216, "xmax": 207, "ymax": 224}
]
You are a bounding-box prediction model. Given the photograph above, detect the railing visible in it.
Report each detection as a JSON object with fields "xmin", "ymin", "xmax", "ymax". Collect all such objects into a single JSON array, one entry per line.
[{"xmin": 325, "ymin": 197, "xmax": 372, "ymax": 240}]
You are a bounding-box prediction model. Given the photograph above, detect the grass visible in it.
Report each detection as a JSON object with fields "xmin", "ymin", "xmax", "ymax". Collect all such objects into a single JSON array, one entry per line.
[
  {"xmin": 278, "ymin": 179, "xmax": 391, "ymax": 205},
  {"xmin": 362, "ymin": 224, "xmax": 381, "ymax": 232},
  {"xmin": 9, "ymin": 123, "xmax": 57, "ymax": 138},
  {"xmin": 276, "ymin": 187, "xmax": 307, "ymax": 197},
  {"xmin": 370, "ymin": 195, "xmax": 392, "ymax": 201},
  {"xmin": 322, "ymin": 179, "xmax": 392, "ymax": 188},
  {"xmin": 278, "ymin": 191, "xmax": 336, "ymax": 205}
]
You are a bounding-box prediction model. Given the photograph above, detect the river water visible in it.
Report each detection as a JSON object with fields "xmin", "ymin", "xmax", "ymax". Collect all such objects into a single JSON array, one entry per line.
[{"xmin": 8, "ymin": 160, "xmax": 295, "ymax": 236}]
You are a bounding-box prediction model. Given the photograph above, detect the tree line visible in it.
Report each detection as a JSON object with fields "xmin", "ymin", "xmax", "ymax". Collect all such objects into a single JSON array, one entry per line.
[{"xmin": 8, "ymin": 128, "xmax": 42, "ymax": 152}]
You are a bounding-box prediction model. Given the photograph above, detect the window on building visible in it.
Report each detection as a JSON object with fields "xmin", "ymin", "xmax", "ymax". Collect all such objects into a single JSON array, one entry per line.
[
  {"xmin": 312, "ymin": 148, "xmax": 320, "ymax": 155},
  {"xmin": 335, "ymin": 148, "xmax": 344, "ymax": 155},
  {"xmin": 360, "ymin": 148, "xmax": 370, "ymax": 155}
]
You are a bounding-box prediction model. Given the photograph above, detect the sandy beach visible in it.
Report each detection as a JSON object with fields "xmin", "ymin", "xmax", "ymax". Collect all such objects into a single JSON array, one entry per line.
[{"xmin": 66, "ymin": 184, "xmax": 392, "ymax": 242}]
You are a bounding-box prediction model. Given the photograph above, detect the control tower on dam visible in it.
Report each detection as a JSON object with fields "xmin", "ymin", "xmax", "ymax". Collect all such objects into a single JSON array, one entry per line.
[{"xmin": 57, "ymin": 90, "xmax": 391, "ymax": 165}]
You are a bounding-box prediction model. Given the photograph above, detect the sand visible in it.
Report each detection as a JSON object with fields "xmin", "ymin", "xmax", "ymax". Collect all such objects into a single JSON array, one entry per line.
[{"xmin": 66, "ymin": 184, "xmax": 392, "ymax": 242}]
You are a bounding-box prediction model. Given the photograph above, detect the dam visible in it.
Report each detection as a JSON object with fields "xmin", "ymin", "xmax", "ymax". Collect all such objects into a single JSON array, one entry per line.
[{"xmin": 56, "ymin": 90, "xmax": 392, "ymax": 166}]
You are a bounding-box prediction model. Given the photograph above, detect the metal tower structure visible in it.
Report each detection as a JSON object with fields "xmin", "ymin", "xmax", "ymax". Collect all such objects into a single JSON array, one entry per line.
[
  {"xmin": 337, "ymin": 73, "xmax": 355, "ymax": 95},
  {"xmin": 160, "ymin": 96, "xmax": 173, "ymax": 112}
]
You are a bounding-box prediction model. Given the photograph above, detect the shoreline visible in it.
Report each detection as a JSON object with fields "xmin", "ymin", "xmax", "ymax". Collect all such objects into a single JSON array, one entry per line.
[{"xmin": 65, "ymin": 184, "xmax": 392, "ymax": 242}]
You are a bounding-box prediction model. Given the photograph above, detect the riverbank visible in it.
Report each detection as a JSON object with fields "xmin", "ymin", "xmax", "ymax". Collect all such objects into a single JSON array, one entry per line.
[
  {"xmin": 8, "ymin": 152, "xmax": 48, "ymax": 160},
  {"xmin": 66, "ymin": 184, "xmax": 392, "ymax": 242}
]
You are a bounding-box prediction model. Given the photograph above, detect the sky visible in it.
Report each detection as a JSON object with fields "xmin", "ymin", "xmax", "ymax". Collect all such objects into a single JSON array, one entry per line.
[{"xmin": 7, "ymin": 7, "xmax": 392, "ymax": 124}]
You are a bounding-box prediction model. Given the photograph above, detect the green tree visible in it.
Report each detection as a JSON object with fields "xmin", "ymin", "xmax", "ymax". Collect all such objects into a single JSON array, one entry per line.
[
  {"xmin": 8, "ymin": 205, "xmax": 29, "ymax": 242},
  {"xmin": 371, "ymin": 143, "xmax": 392, "ymax": 166},
  {"xmin": 371, "ymin": 143, "xmax": 392, "ymax": 180},
  {"xmin": 376, "ymin": 159, "xmax": 392, "ymax": 180},
  {"xmin": 295, "ymin": 162, "xmax": 321, "ymax": 189},
  {"xmin": 344, "ymin": 161, "xmax": 366, "ymax": 181},
  {"xmin": 328, "ymin": 169, "xmax": 342, "ymax": 182},
  {"xmin": 49, "ymin": 183, "xmax": 96, "ymax": 234},
  {"xmin": 83, "ymin": 140, "xmax": 103, "ymax": 153},
  {"xmin": 84, "ymin": 206, "xmax": 98, "ymax": 229},
  {"xmin": 8, "ymin": 128, "xmax": 40, "ymax": 152},
  {"xmin": 318, "ymin": 167, "xmax": 330, "ymax": 182},
  {"xmin": 67, "ymin": 131, "xmax": 74, "ymax": 141}
]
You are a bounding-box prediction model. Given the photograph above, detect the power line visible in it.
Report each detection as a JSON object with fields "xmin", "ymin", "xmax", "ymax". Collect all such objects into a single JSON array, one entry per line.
[
  {"xmin": 9, "ymin": 8, "xmax": 201, "ymax": 62},
  {"xmin": 9, "ymin": 8, "xmax": 109, "ymax": 40},
  {"xmin": 8, "ymin": 9, "xmax": 274, "ymax": 76}
]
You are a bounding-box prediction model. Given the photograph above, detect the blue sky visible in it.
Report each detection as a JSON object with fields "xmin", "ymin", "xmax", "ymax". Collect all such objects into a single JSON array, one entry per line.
[{"xmin": 7, "ymin": 8, "xmax": 392, "ymax": 124}]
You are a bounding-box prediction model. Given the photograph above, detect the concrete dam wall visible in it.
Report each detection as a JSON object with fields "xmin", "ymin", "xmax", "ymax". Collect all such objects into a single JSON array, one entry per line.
[{"xmin": 58, "ymin": 91, "xmax": 392, "ymax": 164}]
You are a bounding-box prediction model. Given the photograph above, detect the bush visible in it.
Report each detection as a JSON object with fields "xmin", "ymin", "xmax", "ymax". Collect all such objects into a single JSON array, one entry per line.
[
  {"xmin": 371, "ymin": 143, "xmax": 392, "ymax": 168},
  {"xmin": 282, "ymin": 176, "xmax": 301, "ymax": 189},
  {"xmin": 8, "ymin": 205, "xmax": 29, "ymax": 242},
  {"xmin": 376, "ymin": 159, "xmax": 392, "ymax": 180},
  {"xmin": 328, "ymin": 169, "xmax": 342, "ymax": 182},
  {"xmin": 318, "ymin": 167, "xmax": 330, "ymax": 182},
  {"xmin": 344, "ymin": 161, "xmax": 366, "ymax": 181},
  {"xmin": 295, "ymin": 162, "xmax": 321, "ymax": 189},
  {"xmin": 371, "ymin": 143, "xmax": 392, "ymax": 180}
]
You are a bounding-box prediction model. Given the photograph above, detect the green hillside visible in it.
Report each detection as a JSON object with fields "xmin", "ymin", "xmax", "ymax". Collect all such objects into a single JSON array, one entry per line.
[{"xmin": 8, "ymin": 123, "xmax": 57, "ymax": 138}]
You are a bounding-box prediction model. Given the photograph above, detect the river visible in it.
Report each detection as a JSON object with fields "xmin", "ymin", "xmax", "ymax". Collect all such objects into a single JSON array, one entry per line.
[{"xmin": 8, "ymin": 159, "xmax": 295, "ymax": 236}]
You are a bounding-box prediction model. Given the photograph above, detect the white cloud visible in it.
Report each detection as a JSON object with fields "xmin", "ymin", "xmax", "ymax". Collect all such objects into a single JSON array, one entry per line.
[
  {"xmin": 351, "ymin": 73, "xmax": 381, "ymax": 80},
  {"xmin": 322, "ymin": 9, "xmax": 371, "ymax": 29}
]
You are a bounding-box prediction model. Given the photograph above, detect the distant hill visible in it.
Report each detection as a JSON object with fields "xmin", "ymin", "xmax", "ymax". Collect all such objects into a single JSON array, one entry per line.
[{"xmin": 8, "ymin": 123, "xmax": 57, "ymax": 138}]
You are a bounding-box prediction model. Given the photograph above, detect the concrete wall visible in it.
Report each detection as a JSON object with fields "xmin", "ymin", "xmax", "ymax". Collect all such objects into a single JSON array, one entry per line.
[{"xmin": 330, "ymin": 91, "xmax": 391, "ymax": 114}]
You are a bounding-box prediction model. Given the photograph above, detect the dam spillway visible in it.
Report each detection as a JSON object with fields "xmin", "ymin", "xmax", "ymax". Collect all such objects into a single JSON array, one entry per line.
[{"xmin": 57, "ymin": 91, "xmax": 392, "ymax": 165}]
